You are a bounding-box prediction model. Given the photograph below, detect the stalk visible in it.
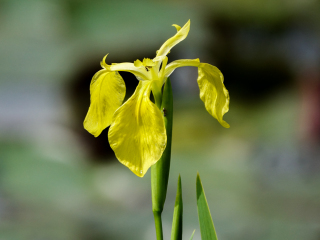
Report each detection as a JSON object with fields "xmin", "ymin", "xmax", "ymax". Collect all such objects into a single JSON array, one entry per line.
[{"xmin": 151, "ymin": 78, "xmax": 173, "ymax": 240}]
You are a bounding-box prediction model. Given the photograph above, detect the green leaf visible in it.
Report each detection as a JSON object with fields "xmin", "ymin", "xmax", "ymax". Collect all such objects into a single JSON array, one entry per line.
[
  {"xmin": 196, "ymin": 173, "xmax": 218, "ymax": 240},
  {"xmin": 171, "ymin": 175, "xmax": 183, "ymax": 240},
  {"xmin": 189, "ymin": 230, "xmax": 195, "ymax": 240}
]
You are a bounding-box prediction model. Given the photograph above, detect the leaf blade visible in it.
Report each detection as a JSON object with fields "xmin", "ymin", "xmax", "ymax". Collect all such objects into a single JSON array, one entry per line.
[
  {"xmin": 171, "ymin": 175, "xmax": 183, "ymax": 240},
  {"xmin": 189, "ymin": 230, "xmax": 195, "ymax": 240},
  {"xmin": 196, "ymin": 173, "xmax": 218, "ymax": 240}
]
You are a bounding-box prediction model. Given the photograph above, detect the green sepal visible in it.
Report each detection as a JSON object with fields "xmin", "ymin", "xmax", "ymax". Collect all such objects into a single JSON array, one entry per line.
[
  {"xmin": 196, "ymin": 173, "xmax": 218, "ymax": 240},
  {"xmin": 171, "ymin": 175, "xmax": 183, "ymax": 240}
]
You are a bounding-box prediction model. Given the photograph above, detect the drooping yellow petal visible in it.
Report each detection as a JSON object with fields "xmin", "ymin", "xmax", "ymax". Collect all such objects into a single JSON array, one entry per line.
[
  {"xmin": 164, "ymin": 59, "xmax": 229, "ymax": 128},
  {"xmin": 84, "ymin": 70, "xmax": 126, "ymax": 137},
  {"xmin": 108, "ymin": 81, "xmax": 167, "ymax": 177},
  {"xmin": 197, "ymin": 63, "xmax": 230, "ymax": 128},
  {"xmin": 155, "ymin": 20, "xmax": 190, "ymax": 59}
]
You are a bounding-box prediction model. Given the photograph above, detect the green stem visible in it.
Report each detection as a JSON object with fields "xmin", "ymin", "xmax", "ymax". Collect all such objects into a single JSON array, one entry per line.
[
  {"xmin": 153, "ymin": 211, "xmax": 164, "ymax": 240},
  {"xmin": 151, "ymin": 78, "xmax": 173, "ymax": 240}
]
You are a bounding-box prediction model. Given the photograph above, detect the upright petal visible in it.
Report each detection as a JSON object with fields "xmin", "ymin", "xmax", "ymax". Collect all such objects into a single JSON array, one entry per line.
[
  {"xmin": 108, "ymin": 81, "xmax": 167, "ymax": 177},
  {"xmin": 84, "ymin": 70, "xmax": 126, "ymax": 137},
  {"xmin": 155, "ymin": 20, "xmax": 190, "ymax": 60},
  {"xmin": 197, "ymin": 63, "xmax": 230, "ymax": 128},
  {"xmin": 172, "ymin": 24, "xmax": 182, "ymax": 32}
]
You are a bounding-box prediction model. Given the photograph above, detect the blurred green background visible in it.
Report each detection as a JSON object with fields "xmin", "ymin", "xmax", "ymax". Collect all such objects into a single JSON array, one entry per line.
[{"xmin": 1, "ymin": 0, "xmax": 320, "ymax": 239}]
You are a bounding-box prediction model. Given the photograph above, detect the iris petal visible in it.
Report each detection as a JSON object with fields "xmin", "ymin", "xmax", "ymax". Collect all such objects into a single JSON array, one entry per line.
[
  {"xmin": 164, "ymin": 58, "xmax": 200, "ymax": 78},
  {"xmin": 84, "ymin": 70, "xmax": 126, "ymax": 137},
  {"xmin": 108, "ymin": 81, "xmax": 167, "ymax": 177},
  {"xmin": 155, "ymin": 20, "xmax": 190, "ymax": 59},
  {"xmin": 197, "ymin": 63, "xmax": 230, "ymax": 128},
  {"xmin": 134, "ymin": 59, "xmax": 143, "ymax": 67},
  {"xmin": 143, "ymin": 58, "xmax": 156, "ymax": 66},
  {"xmin": 172, "ymin": 24, "xmax": 182, "ymax": 32},
  {"xmin": 110, "ymin": 62, "xmax": 151, "ymax": 80},
  {"xmin": 164, "ymin": 59, "xmax": 229, "ymax": 128}
]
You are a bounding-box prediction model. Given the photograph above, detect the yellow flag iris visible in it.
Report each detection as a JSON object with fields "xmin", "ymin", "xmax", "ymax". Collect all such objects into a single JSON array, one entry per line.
[{"xmin": 84, "ymin": 20, "xmax": 230, "ymax": 177}]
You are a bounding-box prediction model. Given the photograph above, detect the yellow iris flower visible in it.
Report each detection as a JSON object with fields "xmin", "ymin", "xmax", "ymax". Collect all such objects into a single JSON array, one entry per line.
[{"xmin": 84, "ymin": 20, "xmax": 230, "ymax": 177}]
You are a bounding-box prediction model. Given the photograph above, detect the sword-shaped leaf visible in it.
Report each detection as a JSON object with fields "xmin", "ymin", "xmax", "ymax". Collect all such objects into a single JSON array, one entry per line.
[{"xmin": 196, "ymin": 173, "xmax": 218, "ymax": 240}]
